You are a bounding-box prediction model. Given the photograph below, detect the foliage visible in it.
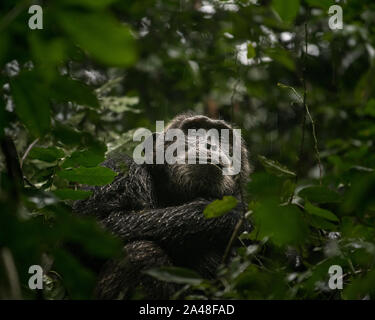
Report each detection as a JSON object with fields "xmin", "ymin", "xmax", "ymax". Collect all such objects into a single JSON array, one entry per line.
[
  {"xmin": 203, "ymin": 196, "xmax": 238, "ymax": 219},
  {"xmin": 1, "ymin": 0, "xmax": 375, "ymax": 300}
]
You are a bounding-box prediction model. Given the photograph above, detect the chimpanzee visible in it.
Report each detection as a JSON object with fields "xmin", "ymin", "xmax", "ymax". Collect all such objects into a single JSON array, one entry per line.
[{"xmin": 73, "ymin": 113, "xmax": 252, "ymax": 299}]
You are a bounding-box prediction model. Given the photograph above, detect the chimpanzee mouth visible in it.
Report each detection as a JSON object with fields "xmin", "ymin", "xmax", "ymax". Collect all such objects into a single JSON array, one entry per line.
[
  {"xmin": 209, "ymin": 163, "xmax": 224, "ymax": 172},
  {"xmin": 207, "ymin": 162, "xmax": 232, "ymax": 173},
  {"xmin": 193, "ymin": 162, "xmax": 223, "ymax": 174}
]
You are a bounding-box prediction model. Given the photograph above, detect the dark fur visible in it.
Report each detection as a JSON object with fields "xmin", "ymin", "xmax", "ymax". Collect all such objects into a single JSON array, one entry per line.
[{"xmin": 73, "ymin": 114, "xmax": 252, "ymax": 299}]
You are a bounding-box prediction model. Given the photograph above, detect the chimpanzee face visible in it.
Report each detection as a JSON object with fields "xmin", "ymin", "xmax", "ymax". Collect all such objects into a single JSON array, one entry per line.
[{"xmin": 155, "ymin": 115, "xmax": 250, "ymax": 201}]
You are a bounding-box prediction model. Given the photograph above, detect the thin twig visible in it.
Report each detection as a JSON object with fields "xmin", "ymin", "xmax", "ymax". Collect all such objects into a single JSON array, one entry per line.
[
  {"xmin": 0, "ymin": 0, "xmax": 31, "ymax": 32},
  {"xmin": 1, "ymin": 248, "xmax": 22, "ymax": 300},
  {"xmin": 281, "ymin": 84, "xmax": 322, "ymax": 185},
  {"xmin": 279, "ymin": 25, "xmax": 322, "ymax": 187},
  {"xmin": 222, "ymin": 174, "xmax": 248, "ymax": 264},
  {"xmin": 24, "ymin": 176, "xmax": 37, "ymax": 189},
  {"xmin": 222, "ymin": 215, "xmax": 244, "ymax": 264},
  {"xmin": 298, "ymin": 23, "xmax": 309, "ymax": 184},
  {"xmin": 20, "ymin": 138, "xmax": 39, "ymax": 168},
  {"xmin": 230, "ymin": 49, "xmax": 241, "ymax": 123},
  {"xmin": 221, "ymin": 43, "xmax": 249, "ymax": 264},
  {"xmin": 292, "ymin": 23, "xmax": 309, "ymax": 193},
  {"xmin": 301, "ymin": 24, "xmax": 322, "ymax": 184},
  {"xmin": 305, "ymin": 101, "xmax": 322, "ymax": 184}
]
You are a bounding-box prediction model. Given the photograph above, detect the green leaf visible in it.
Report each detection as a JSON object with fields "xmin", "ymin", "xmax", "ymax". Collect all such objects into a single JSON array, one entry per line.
[
  {"xmin": 10, "ymin": 71, "xmax": 51, "ymax": 136},
  {"xmin": 342, "ymin": 173, "xmax": 375, "ymax": 214},
  {"xmin": 57, "ymin": 166, "xmax": 117, "ymax": 186},
  {"xmin": 60, "ymin": 0, "xmax": 117, "ymax": 9},
  {"xmin": 53, "ymin": 189, "xmax": 92, "ymax": 200},
  {"xmin": 299, "ymin": 186, "xmax": 341, "ymax": 204},
  {"xmin": 52, "ymin": 123, "xmax": 84, "ymax": 146},
  {"xmin": 306, "ymin": 0, "xmax": 335, "ymax": 10},
  {"xmin": 305, "ymin": 200, "xmax": 339, "ymax": 222},
  {"xmin": 52, "ymin": 76, "xmax": 99, "ymax": 108},
  {"xmin": 341, "ymin": 217, "xmax": 375, "ymax": 241},
  {"xmin": 144, "ymin": 266, "xmax": 203, "ymax": 285},
  {"xmin": 258, "ymin": 155, "xmax": 296, "ymax": 178},
  {"xmin": 62, "ymin": 149, "xmax": 105, "ymax": 168},
  {"xmin": 364, "ymin": 99, "xmax": 375, "ymax": 117},
  {"xmin": 29, "ymin": 35, "xmax": 66, "ymax": 81},
  {"xmin": 266, "ymin": 48, "xmax": 296, "ymax": 71},
  {"xmin": 29, "ymin": 147, "xmax": 65, "ymax": 163},
  {"xmin": 306, "ymin": 215, "xmax": 337, "ymax": 231},
  {"xmin": 53, "ymin": 249, "xmax": 96, "ymax": 300},
  {"xmin": 247, "ymin": 172, "xmax": 284, "ymax": 200},
  {"xmin": 58, "ymin": 11, "xmax": 136, "ymax": 66},
  {"xmin": 272, "ymin": 0, "xmax": 300, "ymax": 23},
  {"xmin": 56, "ymin": 207, "xmax": 122, "ymax": 258},
  {"xmin": 247, "ymin": 43, "xmax": 256, "ymax": 59},
  {"xmin": 343, "ymin": 269, "xmax": 375, "ymax": 300},
  {"xmin": 253, "ymin": 201, "xmax": 309, "ymax": 246},
  {"xmin": 0, "ymin": 33, "xmax": 9, "ymax": 66},
  {"xmin": 281, "ymin": 179, "xmax": 296, "ymax": 202},
  {"xmin": 203, "ymin": 196, "xmax": 237, "ymax": 219}
]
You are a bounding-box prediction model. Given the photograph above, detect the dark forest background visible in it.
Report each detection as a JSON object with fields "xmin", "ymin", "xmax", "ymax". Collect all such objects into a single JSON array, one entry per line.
[{"xmin": 1, "ymin": 0, "xmax": 375, "ymax": 299}]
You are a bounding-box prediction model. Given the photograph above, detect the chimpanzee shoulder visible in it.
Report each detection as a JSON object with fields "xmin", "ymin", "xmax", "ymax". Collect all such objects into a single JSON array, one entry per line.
[{"xmin": 73, "ymin": 151, "xmax": 156, "ymax": 219}]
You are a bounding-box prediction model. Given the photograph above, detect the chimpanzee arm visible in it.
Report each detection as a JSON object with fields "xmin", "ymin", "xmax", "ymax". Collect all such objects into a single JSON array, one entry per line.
[
  {"xmin": 100, "ymin": 200, "xmax": 251, "ymax": 253},
  {"xmin": 73, "ymin": 153, "xmax": 156, "ymax": 218}
]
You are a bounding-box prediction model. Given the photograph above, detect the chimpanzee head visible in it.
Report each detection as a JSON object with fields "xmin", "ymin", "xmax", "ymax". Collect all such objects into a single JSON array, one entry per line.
[{"xmin": 147, "ymin": 114, "xmax": 250, "ymax": 205}]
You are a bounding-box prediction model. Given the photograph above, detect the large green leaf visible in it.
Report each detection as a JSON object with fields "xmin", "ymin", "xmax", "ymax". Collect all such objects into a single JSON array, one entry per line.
[
  {"xmin": 57, "ymin": 166, "xmax": 117, "ymax": 186},
  {"xmin": 253, "ymin": 201, "xmax": 309, "ymax": 246},
  {"xmin": 364, "ymin": 99, "xmax": 375, "ymax": 117},
  {"xmin": 272, "ymin": 0, "xmax": 300, "ymax": 23},
  {"xmin": 58, "ymin": 11, "xmax": 136, "ymax": 66},
  {"xmin": 52, "ymin": 76, "xmax": 99, "ymax": 108},
  {"xmin": 60, "ymin": 0, "xmax": 117, "ymax": 9},
  {"xmin": 53, "ymin": 249, "xmax": 96, "ymax": 300},
  {"xmin": 29, "ymin": 147, "xmax": 65, "ymax": 163},
  {"xmin": 306, "ymin": 0, "xmax": 335, "ymax": 10},
  {"xmin": 247, "ymin": 43, "xmax": 256, "ymax": 59},
  {"xmin": 266, "ymin": 48, "xmax": 296, "ymax": 71},
  {"xmin": 53, "ymin": 189, "xmax": 92, "ymax": 200},
  {"xmin": 299, "ymin": 186, "xmax": 341, "ymax": 204},
  {"xmin": 247, "ymin": 172, "xmax": 284, "ymax": 200},
  {"xmin": 62, "ymin": 149, "xmax": 105, "ymax": 168},
  {"xmin": 0, "ymin": 33, "xmax": 9, "ymax": 66},
  {"xmin": 52, "ymin": 123, "xmax": 84, "ymax": 146},
  {"xmin": 258, "ymin": 155, "xmax": 296, "ymax": 178},
  {"xmin": 306, "ymin": 215, "xmax": 337, "ymax": 231},
  {"xmin": 203, "ymin": 196, "xmax": 238, "ymax": 219},
  {"xmin": 343, "ymin": 269, "xmax": 375, "ymax": 300},
  {"xmin": 10, "ymin": 71, "xmax": 51, "ymax": 136},
  {"xmin": 341, "ymin": 217, "xmax": 375, "ymax": 241},
  {"xmin": 29, "ymin": 34, "xmax": 66, "ymax": 81},
  {"xmin": 342, "ymin": 173, "xmax": 375, "ymax": 214},
  {"xmin": 304, "ymin": 200, "xmax": 339, "ymax": 222}
]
